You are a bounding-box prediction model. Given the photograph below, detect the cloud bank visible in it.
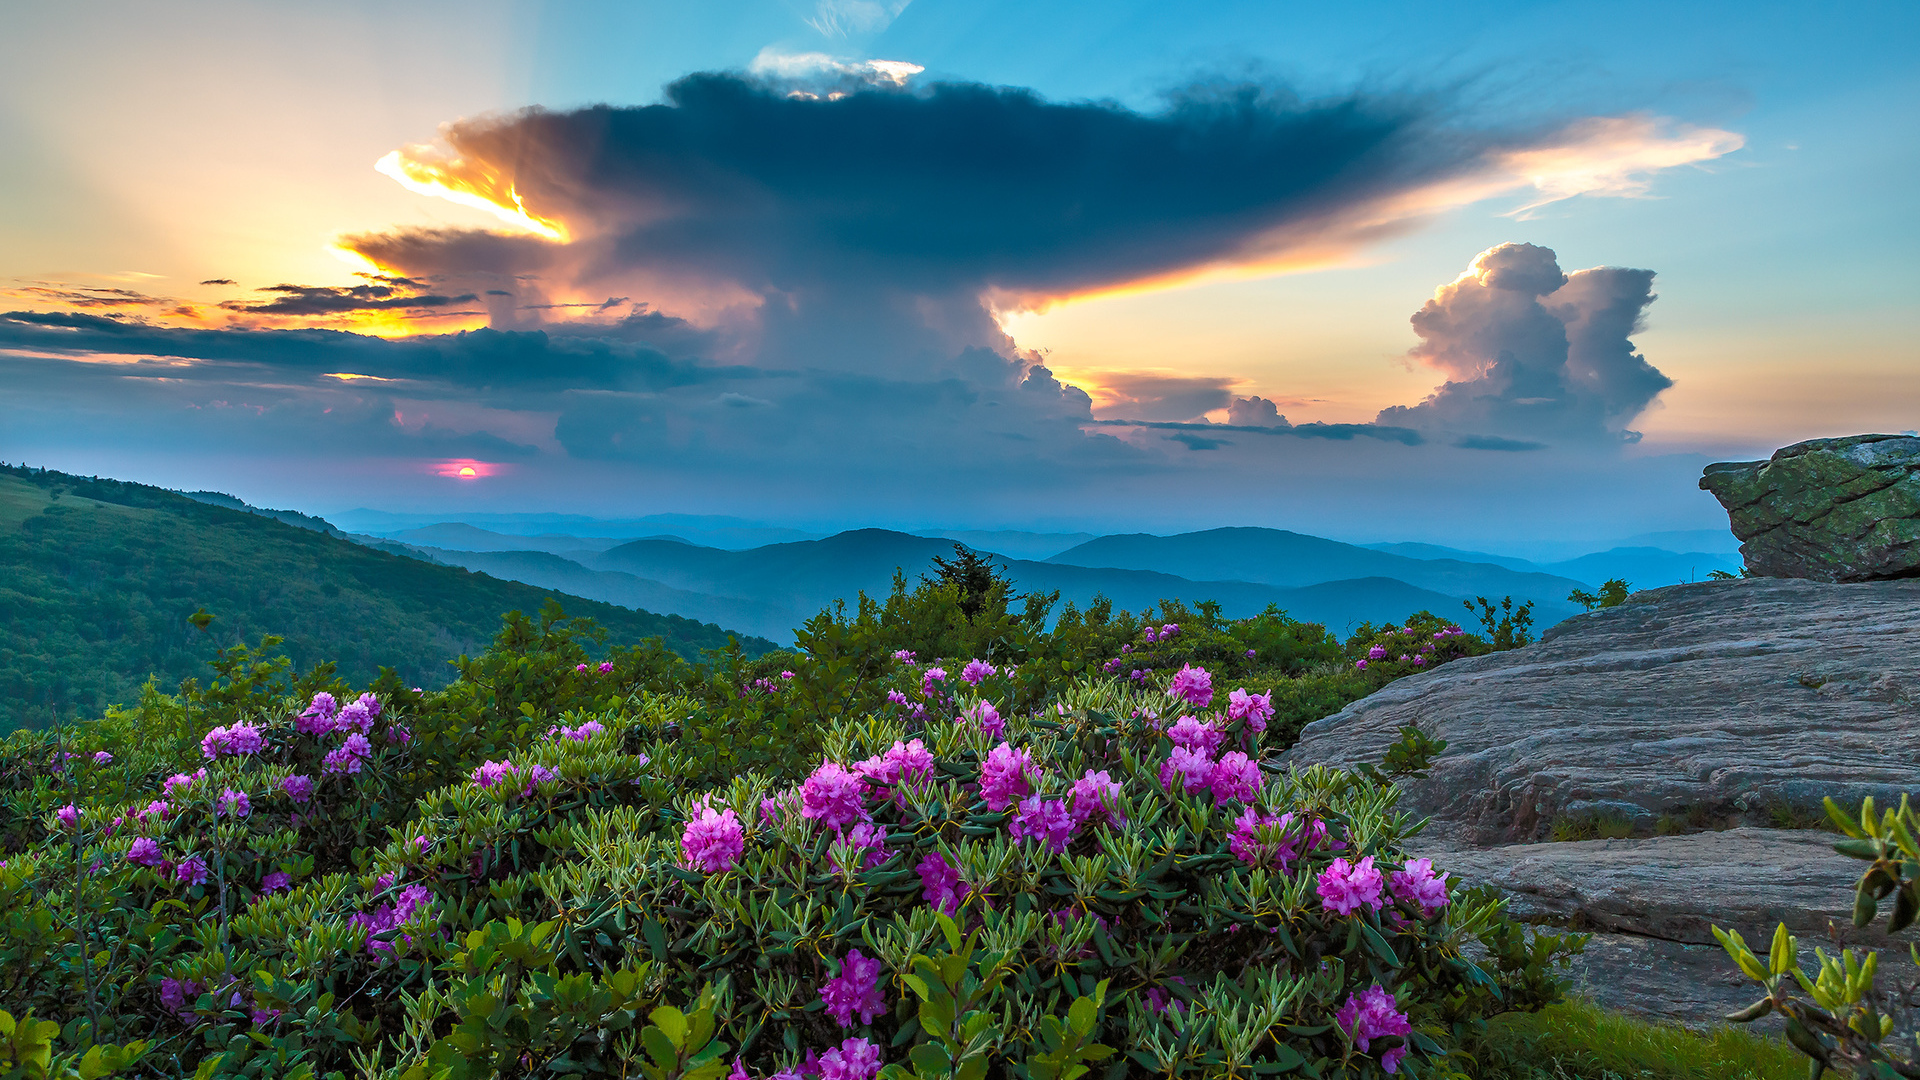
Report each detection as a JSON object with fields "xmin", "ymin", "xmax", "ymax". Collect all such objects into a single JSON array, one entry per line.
[{"xmin": 0, "ymin": 68, "xmax": 1725, "ymax": 531}]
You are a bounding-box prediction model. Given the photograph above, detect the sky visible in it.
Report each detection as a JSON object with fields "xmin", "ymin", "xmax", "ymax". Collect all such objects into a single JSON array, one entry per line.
[{"xmin": 1, "ymin": 0, "xmax": 1914, "ymax": 549}]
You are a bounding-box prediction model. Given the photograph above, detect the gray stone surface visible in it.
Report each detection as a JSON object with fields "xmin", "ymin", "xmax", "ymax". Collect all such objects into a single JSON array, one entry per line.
[
  {"xmin": 1437, "ymin": 829, "xmax": 1884, "ymax": 945},
  {"xmin": 1286, "ymin": 577, "xmax": 1920, "ymax": 848},
  {"xmin": 1701, "ymin": 433, "xmax": 1920, "ymax": 583},
  {"xmin": 1439, "ymin": 830, "xmax": 1899, "ymax": 1028}
]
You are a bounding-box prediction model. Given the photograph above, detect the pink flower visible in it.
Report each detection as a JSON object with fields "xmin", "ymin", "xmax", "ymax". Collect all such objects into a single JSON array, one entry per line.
[
  {"xmin": 176, "ymin": 856, "xmax": 209, "ymax": 887},
  {"xmin": 1008, "ymin": 795, "xmax": 1075, "ymax": 854},
  {"xmin": 892, "ymin": 649, "xmax": 915, "ymax": 662},
  {"xmin": 599, "ymin": 661, "xmax": 615, "ymax": 673},
  {"xmin": 856, "ymin": 740, "xmax": 934, "ymax": 790},
  {"xmin": 801, "ymin": 761, "xmax": 870, "ymax": 831},
  {"xmin": 296, "ymin": 692, "xmax": 338, "ymax": 735},
  {"xmin": 819, "ymin": 1037, "xmax": 882, "ymax": 1080},
  {"xmin": 1411, "ymin": 655, "xmax": 1427, "ymax": 667},
  {"xmin": 216, "ymin": 788, "xmax": 250, "ymax": 818},
  {"xmin": 885, "ymin": 689, "xmax": 910, "ymax": 707},
  {"xmin": 820, "ymin": 949, "xmax": 887, "ymax": 1027},
  {"xmin": 1367, "ymin": 645, "xmax": 1387, "ymax": 660},
  {"xmin": 978, "ymin": 743, "xmax": 1037, "ymax": 812},
  {"xmin": 960, "ymin": 659, "xmax": 997, "ymax": 685},
  {"xmin": 917, "ymin": 850, "xmax": 968, "ymax": 915},
  {"xmin": 261, "ymin": 871, "xmax": 292, "ymax": 893},
  {"xmin": 93, "ymin": 751, "xmax": 113, "ymax": 764},
  {"xmin": 1166, "ymin": 715, "xmax": 1222, "ymax": 755},
  {"xmin": 201, "ymin": 722, "xmax": 265, "ymax": 759},
  {"xmin": 681, "ymin": 802, "xmax": 746, "ymax": 874},
  {"xmin": 139, "ymin": 799, "xmax": 169, "ymax": 821},
  {"xmin": 1159, "ymin": 746, "xmax": 1213, "ymax": 795},
  {"xmin": 961, "ymin": 699, "xmax": 1004, "ymax": 737},
  {"xmin": 921, "ymin": 667, "xmax": 947, "ymax": 696},
  {"xmin": 323, "ymin": 732, "xmax": 373, "ymax": 776},
  {"xmin": 55, "ymin": 803, "xmax": 79, "ymax": 829},
  {"xmin": 1161, "ymin": 623, "xmax": 1180, "ymax": 637},
  {"xmin": 127, "ymin": 837, "xmax": 164, "ymax": 867},
  {"xmin": 1335, "ymin": 985, "xmax": 1413, "ymax": 1069},
  {"xmin": 1232, "ymin": 810, "xmax": 1337, "ymax": 870},
  {"xmin": 1208, "ymin": 752, "xmax": 1262, "ymax": 805},
  {"xmin": 281, "ymin": 774, "xmax": 314, "ymax": 803},
  {"xmin": 470, "ymin": 760, "xmax": 517, "ymax": 788},
  {"xmin": 760, "ymin": 787, "xmax": 801, "ymax": 826},
  {"xmin": 1069, "ymin": 769, "xmax": 1124, "ymax": 827},
  {"xmin": 829, "ymin": 821, "xmax": 889, "ymax": 874},
  {"xmin": 576, "ymin": 663, "xmax": 590, "ymax": 672},
  {"xmin": 1166, "ymin": 664, "xmax": 1214, "ymax": 707},
  {"xmin": 1355, "ymin": 659, "xmax": 1369, "ymax": 670},
  {"xmin": 162, "ymin": 769, "xmax": 206, "ymax": 796},
  {"xmin": 1390, "ymin": 858, "xmax": 1450, "ymax": 918},
  {"xmin": 1225, "ymin": 689, "xmax": 1273, "ymax": 735},
  {"xmin": 1317, "ymin": 856, "xmax": 1385, "ymax": 916}
]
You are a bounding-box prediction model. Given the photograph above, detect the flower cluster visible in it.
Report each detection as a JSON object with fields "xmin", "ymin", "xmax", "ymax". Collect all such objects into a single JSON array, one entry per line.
[
  {"xmin": 1336, "ymin": 985, "xmax": 1413, "ymax": 1073},
  {"xmin": 819, "ymin": 949, "xmax": 887, "ymax": 1027},
  {"xmin": 1316, "ymin": 856, "xmax": 1386, "ymax": 916},
  {"xmin": 916, "ymin": 851, "xmax": 968, "ymax": 915},
  {"xmin": 960, "ymin": 699, "xmax": 1004, "ymax": 737},
  {"xmin": 801, "ymin": 761, "xmax": 870, "ymax": 831},
  {"xmin": 682, "ymin": 803, "xmax": 747, "ymax": 874},
  {"xmin": 960, "ymin": 659, "xmax": 997, "ymax": 685},
  {"xmin": 323, "ymin": 732, "xmax": 373, "ymax": 775},
  {"xmin": 1008, "ymin": 794, "xmax": 1075, "ymax": 853},
  {"xmin": 1166, "ymin": 663, "xmax": 1214, "ymax": 707},
  {"xmin": 200, "ymin": 722, "xmax": 265, "ymax": 760},
  {"xmin": 351, "ymin": 882, "xmax": 435, "ymax": 957},
  {"xmin": 978, "ymin": 743, "xmax": 1037, "ymax": 812},
  {"xmin": 1391, "ymin": 858, "xmax": 1451, "ymax": 918},
  {"xmin": 550, "ymin": 718, "xmax": 606, "ymax": 742}
]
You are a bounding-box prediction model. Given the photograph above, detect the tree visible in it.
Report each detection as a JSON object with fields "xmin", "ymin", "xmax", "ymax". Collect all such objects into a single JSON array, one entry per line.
[{"xmin": 924, "ymin": 544, "xmax": 1014, "ymax": 624}]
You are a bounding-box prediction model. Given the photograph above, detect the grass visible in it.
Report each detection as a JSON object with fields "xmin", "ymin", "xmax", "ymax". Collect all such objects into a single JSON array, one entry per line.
[{"xmin": 1469, "ymin": 999, "xmax": 1805, "ymax": 1079}]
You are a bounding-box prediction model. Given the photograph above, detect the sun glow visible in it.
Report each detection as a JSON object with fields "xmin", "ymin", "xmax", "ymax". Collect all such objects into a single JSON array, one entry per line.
[
  {"xmin": 432, "ymin": 458, "xmax": 500, "ymax": 479},
  {"xmin": 374, "ymin": 150, "xmax": 569, "ymax": 241}
]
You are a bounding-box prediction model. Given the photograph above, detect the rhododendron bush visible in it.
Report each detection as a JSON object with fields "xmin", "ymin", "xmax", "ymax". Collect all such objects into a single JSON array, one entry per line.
[{"xmin": 0, "ymin": 595, "xmax": 1572, "ymax": 1078}]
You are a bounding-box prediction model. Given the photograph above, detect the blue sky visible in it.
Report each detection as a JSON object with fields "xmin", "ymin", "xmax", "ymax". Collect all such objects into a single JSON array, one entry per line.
[{"xmin": 0, "ymin": 0, "xmax": 1913, "ymax": 548}]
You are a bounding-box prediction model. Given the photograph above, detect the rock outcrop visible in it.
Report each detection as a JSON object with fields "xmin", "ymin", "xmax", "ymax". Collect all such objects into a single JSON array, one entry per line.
[
  {"xmin": 1286, "ymin": 576, "xmax": 1920, "ymax": 1026},
  {"xmin": 1285, "ymin": 577, "xmax": 1920, "ymax": 849},
  {"xmin": 1702, "ymin": 433, "xmax": 1920, "ymax": 582}
]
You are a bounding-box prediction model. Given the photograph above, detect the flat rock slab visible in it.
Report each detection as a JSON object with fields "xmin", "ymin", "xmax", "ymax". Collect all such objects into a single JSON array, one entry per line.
[
  {"xmin": 1560, "ymin": 934, "xmax": 1784, "ymax": 1029},
  {"xmin": 1286, "ymin": 577, "xmax": 1920, "ymax": 847},
  {"xmin": 1701, "ymin": 433, "xmax": 1920, "ymax": 582},
  {"xmin": 1435, "ymin": 828, "xmax": 1883, "ymax": 945}
]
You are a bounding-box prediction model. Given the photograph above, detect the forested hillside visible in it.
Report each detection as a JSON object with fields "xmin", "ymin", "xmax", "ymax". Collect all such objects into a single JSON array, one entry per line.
[{"xmin": 0, "ymin": 466, "xmax": 773, "ymax": 729}]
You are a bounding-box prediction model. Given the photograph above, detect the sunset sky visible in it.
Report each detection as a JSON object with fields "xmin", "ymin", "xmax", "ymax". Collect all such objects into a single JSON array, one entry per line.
[{"xmin": 2, "ymin": 0, "xmax": 1914, "ymax": 548}]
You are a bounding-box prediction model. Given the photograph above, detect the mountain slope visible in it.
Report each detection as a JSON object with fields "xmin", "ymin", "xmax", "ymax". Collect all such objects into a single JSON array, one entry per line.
[
  {"xmin": 588, "ymin": 529, "xmax": 1468, "ymax": 641},
  {"xmin": 1049, "ymin": 527, "xmax": 1583, "ymax": 618},
  {"xmin": 1539, "ymin": 547, "xmax": 1741, "ymax": 588},
  {"xmin": 0, "ymin": 467, "xmax": 774, "ymax": 730}
]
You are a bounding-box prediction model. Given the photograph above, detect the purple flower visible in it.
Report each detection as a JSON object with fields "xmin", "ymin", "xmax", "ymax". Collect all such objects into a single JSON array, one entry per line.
[
  {"xmin": 216, "ymin": 788, "xmax": 250, "ymax": 818},
  {"xmin": 760, "ymin": 787, "xmax": 801, "ymax": 826},
  {"xmin": 1008, "ymin": 795, "xmax": 1075, "ymax": 854},
  {"xmin": 884, "ymin": 689, "xmax": 910, "ymax": 707},
  {"xmin": 1166, "ymin": 664, "xmax": 1214, "ymax": 708},
  {"xmin": 127, "ymin": 837, "xmax": 164, "ymax": 867},
  {"xmin": 1161, "ymin": 623, "xmax": 1180, "ymax": 637},
  {"xmin": 1121, "ymin": 643, "xmax": 1133, "ymax": 654},
  {"xmin": 163, "ymin": 769, "xmax": 206, "ymax": 795},
  {"xmin": 1166, "ymin": 715, "xmax": 1222, "ymax": 755},
  {"xmin": 829, "ymin": 821, "xmax": 889, "ymax": 874},
  {"xmin": 336, "ymin": 700, "xmax": 374, "ymax": 734},
  {"xmin": 960, "ymin": 659, "xmax": 997, "ymax": 685},
  {"xmin": 920, "ymin": 667, "xmax": 947, "ymax": 696},
  {"xmin": 1317, "ymin": 856, "xmax": 1385, "ymax": 916},
  {"xmin": 917, "ymin": 850, "xmax": 969, "ymax": 915},
  {"xmin": 801, "ymin": 761, "xmax": 870, "ymax": 831},
  {"xmin": 892, "ymin": 649, "xmax": 915, "ymax": 662},
  {"xmin": 93, "ymin": 750, "xmax": 113, "ymax": 764},
  {"xmin": 1069, "ymin": 769, "xmax": 1124, "ymax": 828},
  {"xmin": 599, "ymin": 661, "xmax": 615, "ymax": 673},
  {"xmin": 175, "ymin": 856, "xmax": 209, "ymax": 888},
  {"xmin": 1208, "ymin": 752, "xmax": 1262, "ymax": 805},
  {"xmin": 1225, "ymin": 689, "xmax": 1274, "ymax": 735},
  {"xmin": 261, "ymin": 870, "xmax": 292, "ymax": 893},
  {"xmin": 820, "ymin": 949, "xmax": 888, "ymax": 1027},
  {"xmin": 1368, "ymin": 644, "xmax": 1387, "ymax": 660},
  {"xmin": 139, "ymin": 799, "xmax": 169, "ymax": 822},
  {"xmin": 1391, "ymin": 858, "xmax": 1450, "ymax": 918},
  {"xmin": 1244, "ymin": 648, "xmax": 1256, "ymax": 659},
  {"xmin": 1143, "ymin": 627, "xmax": 1157, "ymax": 643},
  {"xmin": 281, "ymin": 774, "xmax": 314, "ymax": 803},
  {"xmin": 1336, "ymin": 985, "xmax": 1413, "ymax": 1071},
  {"xmin": 961, "ymin": 699, "xmax": 1004, "ymax": 737},
  {"xmin": 855, "ymin": 740, "xmax": 933, "ymax": 790},
  {"xmin": 554, "ymin": 719, "xmax": 606, "ymax": 742},
  {"xmin": 353, "ymin": 882, "xmax": 436, "ymax": 956},
  {"xmin": 978, "ymin": 743, "xmax": 1037, "ymax": 812},
  {"xmin": 159, "ymin": 977, "xmax": 203, "ymax": 1019},
  {"xmin": 1355, "ymin": 659, "xmax": 1369, "ymax": 671},
  {"xmin": 55, "ymin": 803, "xmax": 80, "ymax": 829},
  {"xmin": 1230, "ymin": 809, "xmax": 1337, "ymax": 870},
  {"xmin": 1159, "ymin": 746, "xmax": 1213, "ymax": 794},
  {"xmin": 296, "ymin": 692, "xmax": 338, "ymax": 735},
  {"xmin": 577, "ymin": 663, "xmax": 590, "ymax": 672},
  {"xmin": 471, "ymin": 759, "xmax": 517, "ymax": 788},
  {"xmin": 323, "ymin": 732, "xmax": 373, "ymax": 776},
  {"xmin": 201, "ymin": 722, "xmax": 264, "ymax": 759},
  {"xmin": 1411, "ymin": 655, "xmax": 1427, "ymax": 667},
  {"xmin": 681, "ymin": 801, "xmax": 746, "ymax": 874},
  {"xmin": 819, "ymin": 1037, "xmax": 883, "ymax": 1080}
]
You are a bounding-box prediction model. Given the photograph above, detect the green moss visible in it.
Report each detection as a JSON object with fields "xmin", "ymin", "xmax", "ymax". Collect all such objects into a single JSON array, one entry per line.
[{"xmin": 1469, "ymin": 998, "xmax": 1805, "ymax": 1079}]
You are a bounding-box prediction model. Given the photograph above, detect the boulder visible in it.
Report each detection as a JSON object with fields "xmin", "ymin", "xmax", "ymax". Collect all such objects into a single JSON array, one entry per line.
[
  {"xmin": 1284, "ymin": 577, "xmax": 1920, "ymax": 848},
  {"xmin": 1701, "ymin": 433, "xmax": 1920, "ymax": 582},
  {"xmin": 1442, "ymin": 830, "xmax": 1898, "ymax": 1029}
]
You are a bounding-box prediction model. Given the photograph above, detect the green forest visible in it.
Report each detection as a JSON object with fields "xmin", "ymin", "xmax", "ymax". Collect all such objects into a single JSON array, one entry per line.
[{"xmin": 0, "ymin": 465, "xmax": 773, "ymax": 730}]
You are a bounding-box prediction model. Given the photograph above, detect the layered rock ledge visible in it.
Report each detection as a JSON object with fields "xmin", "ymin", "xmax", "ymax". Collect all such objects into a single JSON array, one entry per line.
[
  {"xmin": 1285, "ymin": 577, "xmax": 1920, "ymax": 849},
  {"xmin": 1701, "ymin": 433, "xmax": 1920, "ymax": 582}
]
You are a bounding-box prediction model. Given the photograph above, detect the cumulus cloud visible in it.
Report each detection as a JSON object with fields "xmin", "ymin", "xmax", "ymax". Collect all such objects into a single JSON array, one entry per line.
[
  {"xmin": 1227, "ymin": 395, "xmax": 1287, "ymax": 427},
  {"xmin": 1375, "ymin": 242, "xmax": 1670, "ymax": 444}
]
